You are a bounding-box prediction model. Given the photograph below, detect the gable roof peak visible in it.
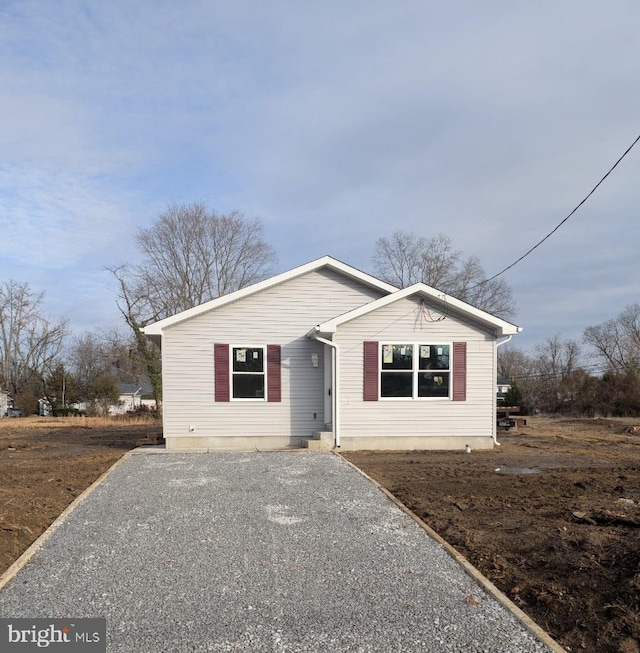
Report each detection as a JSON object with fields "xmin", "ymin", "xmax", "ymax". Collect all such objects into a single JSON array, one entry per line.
[
  {"xmin": 142, "ymin": 255, "xmax": 397, "ymax": 336},
  {"xmin": 314, "ymin": 281, "xmax": 521, "ymax": 337}
]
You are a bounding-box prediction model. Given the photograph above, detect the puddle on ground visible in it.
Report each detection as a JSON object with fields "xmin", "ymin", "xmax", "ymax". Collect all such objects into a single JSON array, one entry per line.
[{"xmin": 495, "ymin": 466, "xmax": 542, "ymax": 475}]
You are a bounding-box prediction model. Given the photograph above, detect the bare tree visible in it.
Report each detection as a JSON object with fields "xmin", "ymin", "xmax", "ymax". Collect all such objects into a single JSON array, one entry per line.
[
  {"xmin": 67, "ymin": 331, "xmax": 142, "ymax": 415},
  {"xmin": 0, "ymin": 280, "xmax": 68, "ymax": 409},
  {"xmin": 129, "ymin": 204, "xmax": 277, "ymax": 322},
  {"xmin": 500, "ymin": 330, "xmax": 640, "ymax": 417},
  {"xmin": 372, "ymin": 231, "xmax": 516, "ymax": 319},
  {"xmin": 100, "ymin": 327, "xmax": 147, "ymax": 383},
  {"xmin": 69, "ymin": 332, "xmax": 106, "ymax": 400},
  {"xmin": 105, "ymin": 265, "xmax": 164, "ymax": 406},
  {"xmin": 70, "ymin": 329, "xmax": 144, "ymax": 389},
  {"xmin": 584, "ymin": 304, "xmax": 640, "ymax": 374},
  {"xmin": 497, "ymin": 346, "xmax": 533, "ymax": 382},
  {"xmin": 498, "ymin": 337, "xmax": 584, "ymax": 413},
  {"xmin": 108, "ymin": 204, "xmax": 278, "ymax": 401},
  {"xmin": 42, "ymin": 363, "xmax": 80, "ymax": 415},
  {"xmin": 533, "ymin": 335, "xmax": 582, "ymax": 381}
]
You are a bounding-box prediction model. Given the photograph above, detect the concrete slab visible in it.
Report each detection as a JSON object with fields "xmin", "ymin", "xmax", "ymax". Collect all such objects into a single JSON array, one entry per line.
[{"xmin": 0, "ymin": 452, "xmax": 560, "ymax": 652}]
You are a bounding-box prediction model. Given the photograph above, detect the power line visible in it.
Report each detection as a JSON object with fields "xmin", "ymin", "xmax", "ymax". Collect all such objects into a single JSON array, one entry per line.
[
  {"xmin": 482, "ymin": 133, "xmax": 640, "ymax": 285},
  {"xmin": 507, "ymin": 362, "xmax": 606, "ymax": 381}
]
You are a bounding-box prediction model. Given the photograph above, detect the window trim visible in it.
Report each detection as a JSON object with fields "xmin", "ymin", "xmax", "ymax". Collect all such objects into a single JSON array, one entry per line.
[
  {"xmin": 230, "ymin": 344, "xmax": 267, "ymax": 401},
  {"xmin": 379, "ymin": 342, "xmax": 452, "ymax": 401}
]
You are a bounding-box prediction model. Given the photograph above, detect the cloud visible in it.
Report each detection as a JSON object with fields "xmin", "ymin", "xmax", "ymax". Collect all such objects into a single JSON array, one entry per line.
[{"xmin": 0, "ymin": 165, "xmax": 142, "ymax": 269}]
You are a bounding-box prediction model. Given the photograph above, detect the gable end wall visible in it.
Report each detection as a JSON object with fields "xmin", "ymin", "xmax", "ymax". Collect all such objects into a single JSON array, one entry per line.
[
  {"xmin": 160, "ymin": 268, "xmax": 387, "ymax": 446},
  {"xmin": 335, "ymin": 296, "xmax": 496, "ymax": 442}
]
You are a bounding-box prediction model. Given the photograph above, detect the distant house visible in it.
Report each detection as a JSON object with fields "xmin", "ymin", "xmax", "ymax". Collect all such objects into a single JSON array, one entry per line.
[
  {"xmin": 497, "ymin": 378, "xmax": 512, "ymax": 404},
  {"xmin": 110, "ymin": 383, "xmax": 143, "ymax": 415},
  {"xmin": 142, "ymin": 256, "xmax": 521, "ymax": 451},
  {"xmin": 70, "ymin": 401, "xmax": 89, "ymax": 414},
  {"xmin": 109, "ymin": 381, "xmax": 156, "ymax": 415},
  {"xmin": 38, "ymin": 397, "xmax": 53, "ymax": 416},
  {"xmin": 140, "ymin": 389, "xmax": 157, "ymax": 411}
]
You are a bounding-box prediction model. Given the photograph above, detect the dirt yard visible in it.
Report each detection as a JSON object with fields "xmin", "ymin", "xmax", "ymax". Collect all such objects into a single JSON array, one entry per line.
[
  {"xmin": 1, "ymin": 416, "xmax": 638, "ymax": 652},
  {"xmin": 344, "ymin": 417, "xmax": 640, "ymax": 653},
  {"xmin": 0, "ymin": 416, "xmax": 158, "ymax": 577}
]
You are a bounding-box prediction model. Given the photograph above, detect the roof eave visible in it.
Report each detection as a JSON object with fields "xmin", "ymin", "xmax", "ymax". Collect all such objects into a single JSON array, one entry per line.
[
  {"xmin": 496, "ymin": 324, "xmax": 522, "ymax": 337},
  {"xmin": 306, "ymin": 325, "xmax": 336, "ymax": 340},
  {"xmin": 143, "ymin": 332, "xmax": 162, "ymax": 346}
]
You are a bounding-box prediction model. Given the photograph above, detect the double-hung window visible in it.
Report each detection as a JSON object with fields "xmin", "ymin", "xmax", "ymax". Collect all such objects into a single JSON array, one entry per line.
[
  {"xmin": 231, "ymin": 346, "xmax": 265, "ymax": 400},
  {"xmin": 380, "ymin": 343, "xmax": 450, "ymax": 399}
]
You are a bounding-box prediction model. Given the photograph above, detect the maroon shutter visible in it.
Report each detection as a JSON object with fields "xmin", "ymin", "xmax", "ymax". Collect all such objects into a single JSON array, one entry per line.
[
  {"xmin": 214, "ymin": 343, "xmax": 230, "ymax": 402},
  {"xmin": 267, "ymin": 345, "xmax": 281, "ymax": 402},
  {"xmin": 363, "ymin": 341, "xmax": 379, "ymax": 401},
  {"xmin": 452, "ymin": 342, "xmax": 467, "ymax": 401}
]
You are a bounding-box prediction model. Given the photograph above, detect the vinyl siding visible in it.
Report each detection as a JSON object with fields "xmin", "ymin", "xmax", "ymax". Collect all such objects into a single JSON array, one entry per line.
[
  {"xmin": 335, "ymin": 296, "xmax": 496, "ymax": 439},
  {"xmin": 161, "ymin": 268, "xmax": 387, "ymax": 441}
]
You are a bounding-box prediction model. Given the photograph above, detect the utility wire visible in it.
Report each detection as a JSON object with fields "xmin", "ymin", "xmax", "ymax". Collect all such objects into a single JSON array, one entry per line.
[{"xmin": 481, "ymin": 133, "xmax": 640, "ymax": 285}]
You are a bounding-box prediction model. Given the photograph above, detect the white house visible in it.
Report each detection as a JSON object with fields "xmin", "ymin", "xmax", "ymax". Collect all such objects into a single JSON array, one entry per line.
[
  {"xmin": 142, "ymin": 256, "xmax": 521, "ymax": 451},
  {"xmin": 109, "ymin": 383, "xmax": 143, "ymax": 415},
  {"xmin": 497, "ymin": 377, "xmax": 512, "ymax": 404},
  {"xmin": 38, "ymin": 397, "xmax": 53, "ymax": 416},
  {"xmin": 0, "ymin": 390, "xmax": 11, "ymax": 418}
]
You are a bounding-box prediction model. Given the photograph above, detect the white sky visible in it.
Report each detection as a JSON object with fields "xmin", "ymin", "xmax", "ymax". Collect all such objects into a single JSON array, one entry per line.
[{"xmin": 1, "ymin": 1, "xmax": 638, "ymax": 352}]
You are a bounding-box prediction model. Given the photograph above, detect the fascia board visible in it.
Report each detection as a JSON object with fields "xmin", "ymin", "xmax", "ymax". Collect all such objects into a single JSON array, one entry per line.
[
  {"xmin": 142, "ymin": 256, "xmax": 396, "ymax": 335},
  {"xmin": 305, "ymin": 325, "xmax": 336, "ymax": 340}
]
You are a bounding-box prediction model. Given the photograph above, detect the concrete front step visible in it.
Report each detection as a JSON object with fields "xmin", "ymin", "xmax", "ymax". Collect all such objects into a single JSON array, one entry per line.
[
  {"xmin": 302, "ymin": 439, "xmax": 333, "ymax": 451},
  {"xmin": 301, "ymin": 430, "xmax": 334, "ymax": 451}
]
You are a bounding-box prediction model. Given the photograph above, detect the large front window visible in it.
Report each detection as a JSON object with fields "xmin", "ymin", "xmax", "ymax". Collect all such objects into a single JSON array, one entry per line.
[
  {"xmin": 232, "ymin": 346, "xmax": 265, "ymax": 399},
  {"xmin": 380, "ymin": 343, "xmax": 450, "ymax": 399}
]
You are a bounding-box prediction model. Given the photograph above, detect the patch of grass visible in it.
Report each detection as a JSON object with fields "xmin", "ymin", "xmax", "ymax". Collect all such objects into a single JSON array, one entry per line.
[{"xmin": 0, "ymin": 414, "xmax": 160, "ymax": 432}]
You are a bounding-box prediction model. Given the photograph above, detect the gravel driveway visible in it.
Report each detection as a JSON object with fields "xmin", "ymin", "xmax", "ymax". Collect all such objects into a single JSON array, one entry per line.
[{"xmin": 0, "ymin": 451, "xmax": 556, "ymax": 652}]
